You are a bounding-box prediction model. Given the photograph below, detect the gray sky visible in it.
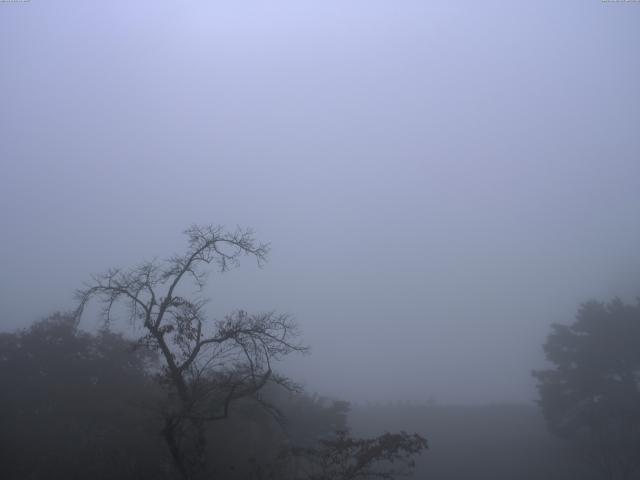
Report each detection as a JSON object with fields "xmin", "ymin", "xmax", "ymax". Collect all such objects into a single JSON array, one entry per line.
[{"xmin": 1, "ymin": 0, "xmax": 639, "ymax": 404}]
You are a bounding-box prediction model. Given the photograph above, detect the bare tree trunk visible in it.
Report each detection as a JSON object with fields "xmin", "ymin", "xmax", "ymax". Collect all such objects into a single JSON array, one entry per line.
[
  {"xmin": 162, "ymin": 413, "xmax": 213, "ymax": 480},
  {"xmin": 162, "ymin": 417, "xmax": 190, "ymax": 480}
]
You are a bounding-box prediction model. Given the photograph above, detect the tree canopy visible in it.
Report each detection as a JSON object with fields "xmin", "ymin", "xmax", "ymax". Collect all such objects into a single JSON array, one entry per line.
[
  {"xmin": 533, "ymin": 298, "xmax": 640, "ymax": 479},
  {"xmin": 0, "ymin": 313, "xmax": 169, "ymax": 480}
]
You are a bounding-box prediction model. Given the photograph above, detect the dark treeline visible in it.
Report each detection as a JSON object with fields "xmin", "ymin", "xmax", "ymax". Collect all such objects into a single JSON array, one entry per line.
[
  {"xmin": 0, "ymin": 312, "xmax": 421, "ymax": 480},
  {"xmin": 1, "ymin": 309, "xmax": 633, "ymax": 480},
  {"xmin": 5, "ymin": 302, "xmax": 638, "ymax": 480}
]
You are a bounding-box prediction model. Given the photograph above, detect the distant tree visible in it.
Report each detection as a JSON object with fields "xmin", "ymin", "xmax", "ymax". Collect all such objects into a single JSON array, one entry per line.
[
  {"xmin": 279, "ymin": 393, "xmax": 351, "ymax": 447},
  {"xmin": 0, "ymin": 313, "xmax": 169, "ymax": 480},
  {"xmin": 533, "ymin": 298, "xmax": 640, "ymax": 480},
  {"xmin": 75, "ymin": 225, "xmax": 308, "ymax": 480},
  {"xmin": 199, "ymin": 388, "xmax": 352, "ymax": 479}
]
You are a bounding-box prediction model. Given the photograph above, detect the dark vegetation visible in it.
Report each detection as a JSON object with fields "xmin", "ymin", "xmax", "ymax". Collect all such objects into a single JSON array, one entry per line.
[
  {"xmin": 0, "ymin": 313, "xmax": 168, "ymax": 479},
  {"xmin": 1, "ymin": 225, "xmax": 638, "ymax": 479},
  {"xmin": 0, "ymin": 311, "xmax": 425, "ymax": 480},
  {"xmin": 533, "ymin": 298, "xmax": 640, "ymax": 480}
]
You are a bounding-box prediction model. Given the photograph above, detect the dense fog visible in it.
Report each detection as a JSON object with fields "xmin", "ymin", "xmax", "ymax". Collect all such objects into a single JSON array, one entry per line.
[{"xmin": 1, "ymin": 2, "xmax": 640, "ymax": 479}]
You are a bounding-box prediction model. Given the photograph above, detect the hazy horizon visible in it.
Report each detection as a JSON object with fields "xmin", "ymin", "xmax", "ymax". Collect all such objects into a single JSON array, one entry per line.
[{"xmin": 2, "ymin": 0, "xmax": 639, "ymax": 406}]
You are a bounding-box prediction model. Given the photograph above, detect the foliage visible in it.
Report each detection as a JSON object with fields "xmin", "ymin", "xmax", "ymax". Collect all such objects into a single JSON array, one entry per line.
[
  {"xmin": 533, "ymin": 298, "xmax": 640, "ymax": 479},
  {"xmin": 244, "ymin": 385, "xmax": 350, "ymax": 446},
  {"xmin": 274, "ymin": 430, "xmax": 428, "ymax": 480},
  {"xmin": 0, "ymin": 313, "xmax": 170, "ymax": 480}
]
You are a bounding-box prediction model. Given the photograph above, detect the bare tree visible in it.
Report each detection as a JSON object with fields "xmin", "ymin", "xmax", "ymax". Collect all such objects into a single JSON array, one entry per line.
[{"xmin": 75, "ymin": 224, "xmax": 308, "ymax": 480}]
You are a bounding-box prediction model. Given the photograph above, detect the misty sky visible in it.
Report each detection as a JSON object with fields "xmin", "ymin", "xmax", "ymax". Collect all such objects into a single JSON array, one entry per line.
[{"xmin": 1, "ymin": 0, "xmax": 639, "ymax": 405}]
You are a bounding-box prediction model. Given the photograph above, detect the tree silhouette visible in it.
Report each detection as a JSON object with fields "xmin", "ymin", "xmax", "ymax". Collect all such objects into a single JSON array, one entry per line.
[
  {"xmin": 533, "ymin": 298, "xmax": 640, "ymax": 480},
  {"xmin": 75, "ymin": 224, "xmax": 308, "ymax": 480}
]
